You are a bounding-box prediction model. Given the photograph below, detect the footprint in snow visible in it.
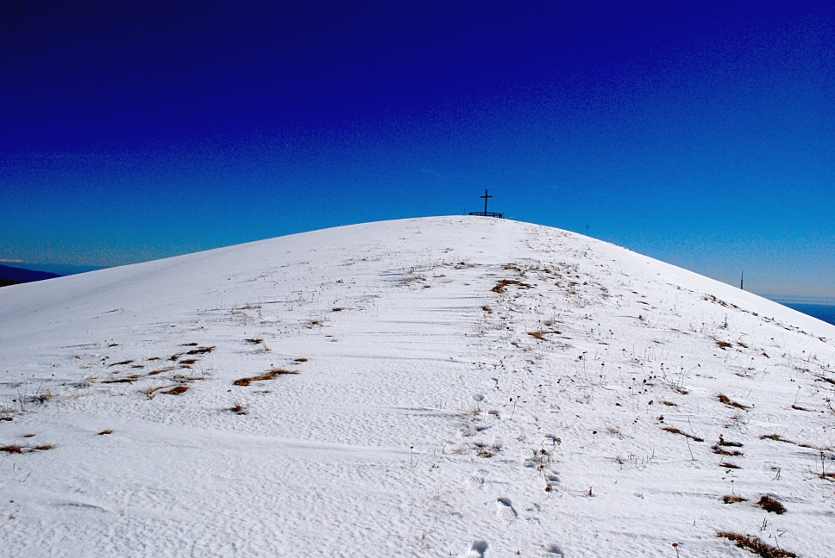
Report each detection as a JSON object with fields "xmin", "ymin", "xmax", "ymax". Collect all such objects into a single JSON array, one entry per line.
[
  {"xmin": 464, "ymin": 475, "xmax": 484, "ymax": 490},
  {"xmin": 460, "ymin": 540, "xmax": 489, "ymax": 557},
  {"xmin": 496, "ymin": 498, "xmax": 517, "ymax": 522},
  {"xmin": 543, "ymin": 544, "xmax": 564, "ymax": 556}
]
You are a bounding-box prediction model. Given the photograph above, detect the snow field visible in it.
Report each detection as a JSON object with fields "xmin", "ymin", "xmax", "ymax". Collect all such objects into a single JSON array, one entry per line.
[{"xmin": 1, "ymin": 216, "xmax": 834, "ymax": 557}]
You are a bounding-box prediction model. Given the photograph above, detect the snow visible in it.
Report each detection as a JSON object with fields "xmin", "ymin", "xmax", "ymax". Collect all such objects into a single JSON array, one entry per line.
[{"xmin": 1, "ymin": 216, "xmax": 833, "ymax": 557}]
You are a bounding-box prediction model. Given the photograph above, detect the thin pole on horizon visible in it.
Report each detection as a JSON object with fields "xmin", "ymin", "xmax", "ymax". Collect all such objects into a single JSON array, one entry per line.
[{"xmin": 740, "ymin": 271, "xmax": 744, "ymax": 290}]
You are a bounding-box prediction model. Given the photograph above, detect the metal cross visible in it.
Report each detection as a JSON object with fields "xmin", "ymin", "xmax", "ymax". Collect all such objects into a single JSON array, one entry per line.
[{"xmin": 480, "ymin": 189, "xmax": 492, "ymax": 216}]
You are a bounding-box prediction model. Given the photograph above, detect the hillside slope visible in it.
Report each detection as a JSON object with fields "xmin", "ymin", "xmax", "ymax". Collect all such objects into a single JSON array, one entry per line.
[{"xmin": 1, "ymin": 216, "xmax": 833, "ymax": 557}]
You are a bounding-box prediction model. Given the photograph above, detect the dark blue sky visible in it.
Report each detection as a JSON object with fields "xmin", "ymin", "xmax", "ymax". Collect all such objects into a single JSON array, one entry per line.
[{"xmin": 1, "ymin": 1, "xmax": 833, "ymax": 297}]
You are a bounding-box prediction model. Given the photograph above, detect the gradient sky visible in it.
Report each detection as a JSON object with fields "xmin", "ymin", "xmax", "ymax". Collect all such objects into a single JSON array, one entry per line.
[{"xmin": 1, "ymin": 1, "xmax": 833, "ymax": 298}]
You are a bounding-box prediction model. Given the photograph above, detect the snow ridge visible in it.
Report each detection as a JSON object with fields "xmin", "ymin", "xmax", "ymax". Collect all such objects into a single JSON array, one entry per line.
[{"xmin": 1, "ymin": 216, "xmax": 833, "ymax": 557}]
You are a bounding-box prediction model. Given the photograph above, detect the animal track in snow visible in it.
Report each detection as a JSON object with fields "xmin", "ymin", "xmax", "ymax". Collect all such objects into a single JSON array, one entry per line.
[{"xmin": 496, "ymin": 498, "xmax": 517, "ymax": 522}]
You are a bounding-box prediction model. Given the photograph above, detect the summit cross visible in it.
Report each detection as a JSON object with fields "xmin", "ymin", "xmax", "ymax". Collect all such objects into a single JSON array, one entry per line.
[{"xmin": 480, "ymin": 189, "xmax": 492, "ymax": 216}]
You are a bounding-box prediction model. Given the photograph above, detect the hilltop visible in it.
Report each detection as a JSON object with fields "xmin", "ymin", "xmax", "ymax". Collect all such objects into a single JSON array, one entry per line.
[{"xmin": 1, "ymin": 216, "xmax": 833, "ymax": 557}]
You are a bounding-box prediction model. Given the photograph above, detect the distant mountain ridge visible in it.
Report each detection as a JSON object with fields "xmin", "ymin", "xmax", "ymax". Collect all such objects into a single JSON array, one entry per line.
[{"xmin": 0, "ymin": 263, "xmax": 61, "ymax": 286}]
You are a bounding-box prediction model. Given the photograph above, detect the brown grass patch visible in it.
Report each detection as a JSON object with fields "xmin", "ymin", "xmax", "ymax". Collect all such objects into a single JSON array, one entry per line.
[
  {"xmin": 101, "ymin": 375, "xmax": 140, "ymax": 384},
  {"xmin": 760, "ymin": 434, "xmax": 794, "ymax": 445},
  {"xmin": 722, "ymin": 495, "xmax": 746, "ymax": 504},
  {"xmin": 713, "ymin": 446, "xmax": 743, "ymax": 456},
  {"xmin": 244, "ymin": 338, "xmax": 264, "ymax": 344},
  {"xmin": 97, "ymin": 430, "xmax": 113, "ymax": 435},
  {"xmin": 720, "ymin": 462, "xmax": 741, "ymax": 469},
  {"xmin": 757, "ymin": 495, "xmax": 786, "ymax": 514},
  {"xmin": 148, "ymin": 357, "xmax": 161, "ymax": 361},
  {"xmin": 717, "ymin": 435, "xmax": 743, "ymax": 447},
  {"xmin": 294, "ymin": 358, "xmax": 308, "ymax": 363},
  {"xmin": 528, "ymin": 331, "xmax": 546, "ymax": 340},
  {"xmin": 169, "ymin": 354, "xmax": 180, "ymax": 361},
  {"xmin": 715, "ymin": 340, "xmax": 733, "ymax": 350},
  {"xmin": 718, "ymin": 394, "xmax": 749, "ymax": 409},
  {"xmin": 482, "ymin": 305, "xmax": 493, "ymax": 313},
  {"xmin": 1, "ymin": 444, "xmax": 53, "ymax": 454},
  {"xmin": 182, "ymin": 342, "xmax": 198, "ymax": 346},
  {"xmin": 717, "ymin": 532, "xmax": 797, "ymax": 558},
  {"xmin": 233, "ymin": 369, "xmax": 298, "ymax": 386},
  {"xmin": 108, "ymin": 359, "xmax": 134, "ymax": 367},
  {"xmin": 186, "ymin": 346, "xmax": 214, "ymax": 355},
  {"xmin": 179, "ymin": 359, "xmax": 197, "ymax": 365},
  {"xmin": 162, "ymin": 385, "xmax": 189, "ymax": 396},
  {"xmin": 661, "ymin": 401, "xmax": 677, "ymax": 406},
  {"xmin": 332, "ymin": 307, "xmax": 344, "ymax": 312},
  {"xmin": 662, "ymin": 426, "xmax": 704, "ymax": 442},
  {"xmin": 491, "ymin": 279, "xmax": 531, "ymax": 293},
  {"xmin": 148, "ymin": 367, "xmax": 174, "ymax": 376}
]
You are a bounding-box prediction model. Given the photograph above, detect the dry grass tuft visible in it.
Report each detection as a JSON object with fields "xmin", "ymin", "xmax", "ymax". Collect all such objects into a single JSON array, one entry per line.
[
  {"xmin": 713, "ymin": 446, "xmax": 743, "ymax": 456},
  {"xmin": 718, "ymin": 394, "xmax": 749, "ymax": 409},
  {"xmin": 244, "ymin": 338, "xmax": 264, "ymax": 344},
  {"xmin": 179, "ymin": 359, "xmax": 197, "ymax": 365},
  {"xmin": 661, "ymin": 401, "xmax": 677, "ymax": 406},
  {"xmin": 1, "ymin": 444, "xmax": 53, "ymax": 454},
  {"xmin": 108, "ymin": 359, "xmax": 134, "ymax": 367},
  {"xmin": 722, "ymin": 495, "xmax": 746, "ymax": 504},
  {"xmin": 97, "ymin": 430, "xmax": 113, "ymax": 436},
  {"xmin": 101, "ymin": 375, "xmax": 140, "ymax": 384},
  {"xmin": 528, "ymin": 331, "xmax": 546, "ymax": 340},
  {"xmin": 482, "ymin": 305, "xmax": 493, "ymax": 314},
  {"xmin": 760, "ymin": 434, "xmax": 794, "ymax": 445},
  {"xmin": 332, "ymin": 307, "xmax": 344, "ymax": 312},
  {"xmin": 162, "ymin": 385, "xmax": 189, "ymax": 396},
  {"xmin": 717, "ymin": 435, "xmax": 743, "ymax": 447},
  {"xmin": 491, "ymin": 279, "xmax": 531, "ymax": 293},
  {"xmin": 757, "ymin": 495, "xmax": 786, "ymax": 514},
  {"xmin": 662, "ymin": 426, "xmax": 704, "ymax": 442},
  {"xmin": 233, "ymin": 369, "xmax": 298, "ymax": 386},
  {"xmin": 717, "ymin": 532, "xmax": 797, "ymax": 557},
  {"xmin": 294, "ymin": 358, "xmax": 308, "ymax": 363},
  {"xmin": 715, "ymin": 340, "xmax": 733, "ymax": 350},
  {"xmin": 719, "ymin": 462, "xmax": 741, "ymax": 469},
  {"xmin": 185, "ymin": 346, "xmax": 214, "ymax": 355}
]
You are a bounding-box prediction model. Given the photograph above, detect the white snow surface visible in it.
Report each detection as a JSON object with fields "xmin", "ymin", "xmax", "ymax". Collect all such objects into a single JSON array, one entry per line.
[{"xmin": 1, "ymin": 216, "xmax": 834, "ymax": 557}]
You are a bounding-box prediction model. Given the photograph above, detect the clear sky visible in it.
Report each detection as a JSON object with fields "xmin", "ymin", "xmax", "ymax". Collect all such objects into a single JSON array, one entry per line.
[{"xmin": 1, "ymin": 1, "xmax": 833, "ymax": 298}]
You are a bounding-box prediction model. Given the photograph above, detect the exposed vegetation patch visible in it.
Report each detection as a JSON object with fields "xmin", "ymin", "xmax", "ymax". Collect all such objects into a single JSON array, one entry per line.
[
  {"xmin": 720, "ymin": 462, "xmax": 741, "ymax": 469},
  {"xmin": 233, "ymin": 369, "xmax": 298, "ymax": 387},
  {"xmin": 713, "ymin": 446, "xmax": 743, "ymax": 456},
  {"xmin": 97, "ymin": 430, "xmax": 113, "ymax": 436},
  {"xmin": 662, "ymin": 426, "xmax": 704, "ymax": 442},
  {"xmin": 722, "ymin": 495, "xmax": 746, "ymax": 504},
  {"xmin": 715, "ymin": 340, "xmax": 733, "ymax": 350},
  {"xmin": 162, "ymin": 385, "xmax": 189, "ymax": 396},
  {"xmin": 185, "ymin": 346, "xmax": 214, "ymax": 355},
  {"xmin": 717, "ymin": 532, "xmax": 797, "ymax": 558},
  {"xmin": 101, "ymin": 375, "xmax": 140, "ymax": 384},
  {"xmin": 108, "ymin": 359, "xmax": 134, "ymax": 367},
  {"xmin": 718, "ymin": 394, "xmax": 749, "ymax": 409},
  {"xmin": 1, "ymin": 444, "xmax": 53, "ymax": 454},
  {"xmin": 757, "ymin": 495, "xmax": 786, "ymax": 514},
  {"xmin": 491, "ymin": 279, "xmax": 532, "ymax": 293}
]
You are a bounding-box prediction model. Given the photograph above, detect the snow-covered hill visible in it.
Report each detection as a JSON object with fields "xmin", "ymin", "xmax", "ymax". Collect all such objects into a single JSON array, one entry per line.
[{"xmin": 1, "ymin": 216, "xmax": 833, "ymax": 557}]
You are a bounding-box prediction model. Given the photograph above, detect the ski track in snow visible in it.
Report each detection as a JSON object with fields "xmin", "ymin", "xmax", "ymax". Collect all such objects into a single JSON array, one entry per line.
[{"xmin": 1, "ymin": 216, "xmax": 834, "ymax": 557}]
